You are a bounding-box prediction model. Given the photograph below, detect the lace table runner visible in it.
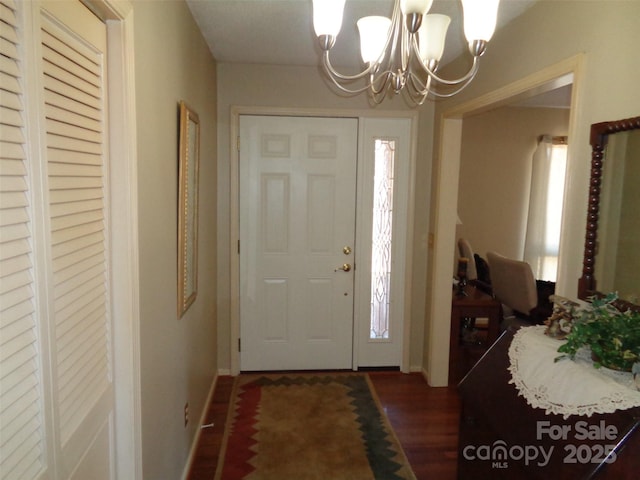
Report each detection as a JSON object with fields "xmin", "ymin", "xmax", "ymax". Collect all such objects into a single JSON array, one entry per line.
[{"xmin": 508, "ymin": 326, "xmax": 640, "ymax": 419}]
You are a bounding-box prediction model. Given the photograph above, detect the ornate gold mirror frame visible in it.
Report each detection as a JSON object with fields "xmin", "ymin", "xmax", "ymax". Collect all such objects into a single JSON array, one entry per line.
[{"xmin": 178, "ymin": 101, "xmax": 200, "ymax": 317}]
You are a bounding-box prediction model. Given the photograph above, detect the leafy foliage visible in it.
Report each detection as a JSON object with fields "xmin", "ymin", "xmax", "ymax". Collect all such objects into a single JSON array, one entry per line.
[{"xmin": 556, "ymin": 293, "xmax": 640, "ymax": 372}]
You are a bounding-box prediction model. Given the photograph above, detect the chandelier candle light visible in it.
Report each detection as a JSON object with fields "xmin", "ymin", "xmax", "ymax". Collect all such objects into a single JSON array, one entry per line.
[{"xmin": 312, "ymin": 0, "xmax": 500, "ymax": 105}]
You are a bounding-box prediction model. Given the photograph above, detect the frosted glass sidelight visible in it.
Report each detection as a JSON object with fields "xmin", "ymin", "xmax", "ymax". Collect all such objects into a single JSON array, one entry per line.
[{"xmin": 370, "ymin": 140, "xmax": 396, "ymax": 339}]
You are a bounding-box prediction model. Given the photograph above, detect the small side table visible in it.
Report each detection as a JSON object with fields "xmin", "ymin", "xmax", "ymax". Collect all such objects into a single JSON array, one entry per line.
[{"xmin": 449, "ymin": 284, "xmax": 501, "ymax": 385}]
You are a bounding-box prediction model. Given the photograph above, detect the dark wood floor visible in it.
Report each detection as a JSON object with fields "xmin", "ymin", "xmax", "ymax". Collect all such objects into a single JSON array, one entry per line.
[{"xmin": 187, "ymin": 371, "xmax": 460, "ymax": 480}]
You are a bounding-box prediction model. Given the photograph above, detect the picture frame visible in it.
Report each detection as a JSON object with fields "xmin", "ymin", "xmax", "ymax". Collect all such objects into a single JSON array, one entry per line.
[{"xmin": 177, "ymin": 101, "xmax": 200, "ymax": 318}]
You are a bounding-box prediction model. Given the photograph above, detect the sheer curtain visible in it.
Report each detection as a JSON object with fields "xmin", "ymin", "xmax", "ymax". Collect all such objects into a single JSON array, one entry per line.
[{"xmin": 524, "ymin": 135, "xmax": 568, "ymax": 281}]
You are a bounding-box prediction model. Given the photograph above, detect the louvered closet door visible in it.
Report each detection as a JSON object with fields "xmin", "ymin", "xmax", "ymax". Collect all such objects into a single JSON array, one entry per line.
[
  {"xmin": 40, "ymin": 2, "xmax": 114, "ymax": 478},
  {"xmin": 0, "ymin": 1, "xmax": 47, "ymax": 478},
  {"xmin": 0, "ymin": 1, "xmax": 115, "ymax": 479}
]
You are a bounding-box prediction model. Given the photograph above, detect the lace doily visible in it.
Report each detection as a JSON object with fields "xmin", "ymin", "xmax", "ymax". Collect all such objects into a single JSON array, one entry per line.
[{"xmin": 508, "ymin": 326, "xmax": 640, "ymax": 419}]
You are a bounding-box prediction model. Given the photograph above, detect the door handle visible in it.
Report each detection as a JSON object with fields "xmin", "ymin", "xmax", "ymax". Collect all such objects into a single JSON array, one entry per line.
[{"xmin": 335, "ymin": 263, "xmax": 352, "ymax": 272}]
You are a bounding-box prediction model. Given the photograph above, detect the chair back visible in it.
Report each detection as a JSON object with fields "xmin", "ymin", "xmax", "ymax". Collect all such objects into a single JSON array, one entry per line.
[
  {"xmin": 486, "ymin": 251, "xmax": 537, "ymax": 316},
  {"xmin": 457, "ymin": 238, "xmax": 478, "ymax": 281}
]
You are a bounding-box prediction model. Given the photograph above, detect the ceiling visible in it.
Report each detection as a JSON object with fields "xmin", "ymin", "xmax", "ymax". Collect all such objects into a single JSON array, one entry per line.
[
  {"xmin": 186, "ymin": 0, "xmax": 538, "ymax": 69},
  {"xmin": 184, "ymin": 0, "xmax": 573, "ymax": 109},
  {"xmin": 514, "ymin": 84, "xmax": 572, "ymax": 109}
]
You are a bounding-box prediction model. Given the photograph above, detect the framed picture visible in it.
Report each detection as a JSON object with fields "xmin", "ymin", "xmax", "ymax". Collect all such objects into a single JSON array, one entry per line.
[{"xmin": 178, "ymin": 101, "xmax": 200, "ymax": 318}]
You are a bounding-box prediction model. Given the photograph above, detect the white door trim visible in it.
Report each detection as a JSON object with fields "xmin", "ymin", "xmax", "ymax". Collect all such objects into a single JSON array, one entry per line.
[
  {"xmin": 83, "ymin": 1, "xmax": 142, "ymax": 477},
  {"xmin": 229, "ymin": 106, "xmax": 418, "ymax": 375}
]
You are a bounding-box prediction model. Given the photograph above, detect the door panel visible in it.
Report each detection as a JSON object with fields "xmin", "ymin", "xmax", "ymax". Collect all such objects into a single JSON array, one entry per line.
[
  {"xmin": 356, "ymin": 117, "xmax": 412, "ymax": 367},
  {"xmin": 41, "ymin": 2, "xmax": 115, "ymax": 477},
  {"xmin": 240, "ymin": 116, "xmax": 358, "ymax": 371}
]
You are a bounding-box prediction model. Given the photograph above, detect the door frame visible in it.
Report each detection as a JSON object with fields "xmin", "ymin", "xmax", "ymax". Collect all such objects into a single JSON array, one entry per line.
[
  {"xmin": 427, "ymin": 54, "xmax": 584, "ymax": 386},
  {"xmin": 82, "ymin": 1, "xmax": 142, "ymax": 477},
  {"xmin": 229, "ymin": 106, "xmax": 418, "ymax": 375}
]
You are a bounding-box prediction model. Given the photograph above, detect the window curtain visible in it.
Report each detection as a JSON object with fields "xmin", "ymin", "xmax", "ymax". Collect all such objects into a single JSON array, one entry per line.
[{"xmin": 524, "ymin": 135, "xmax": 568, "ymax": 281}]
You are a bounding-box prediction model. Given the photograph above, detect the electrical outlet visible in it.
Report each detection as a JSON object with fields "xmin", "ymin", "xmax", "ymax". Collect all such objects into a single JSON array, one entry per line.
[{"xmin": 184, "ymin": 402, "xmax": 189, "ymax": 428}]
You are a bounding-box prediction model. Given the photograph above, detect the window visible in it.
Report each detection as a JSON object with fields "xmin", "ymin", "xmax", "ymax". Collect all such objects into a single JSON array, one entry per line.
[
  {"xmin": 370, "ymin": 139, "xmax": 395, "ymax": 339},
  {"xmin": 524, "ymin": 136, "xmax": 568, "ymax": 281}
]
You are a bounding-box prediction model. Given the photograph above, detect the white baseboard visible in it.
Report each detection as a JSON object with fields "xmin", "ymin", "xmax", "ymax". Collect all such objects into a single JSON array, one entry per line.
[
  {"xmin": 217, "ymin": 368, "xmax": 231, "ymax": 376},
  {"xmin": 181, "ymin": 374, "xmax": 218, "ymax": 480},
  {"xmin": 421, "ymin": 367, "xmax": 429, "ymax": 384}
]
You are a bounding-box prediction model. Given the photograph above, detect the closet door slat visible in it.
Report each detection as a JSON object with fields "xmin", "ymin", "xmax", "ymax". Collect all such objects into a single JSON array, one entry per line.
[{"xmin": 0, "ymin": 1, "xmax": 46, "ymax": 478}]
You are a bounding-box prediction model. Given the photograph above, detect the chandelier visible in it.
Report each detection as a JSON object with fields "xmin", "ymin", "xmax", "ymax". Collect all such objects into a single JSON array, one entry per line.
[{"xmin": 311, "ymin": 0, "xmax": 500, "ymax": 105}]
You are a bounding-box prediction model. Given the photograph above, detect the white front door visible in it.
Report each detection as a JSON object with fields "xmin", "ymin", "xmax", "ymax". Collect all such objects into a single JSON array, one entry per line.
[{"xmin": 239, "ymin": 115, "xmax": 358, "ymax": 371}]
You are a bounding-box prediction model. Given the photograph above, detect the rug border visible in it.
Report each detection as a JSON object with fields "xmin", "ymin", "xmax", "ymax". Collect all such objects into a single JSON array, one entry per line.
[
  {"xmin": 363, "ymin": 373, "xmax": 417, "ymax": 480},
  {"xmin": 214, "ymin": 374, "xmax": 243, "ymax": 480},
  {"xmin": 213, "ymin": 372, "xmax": 417, "ymax": 480}
]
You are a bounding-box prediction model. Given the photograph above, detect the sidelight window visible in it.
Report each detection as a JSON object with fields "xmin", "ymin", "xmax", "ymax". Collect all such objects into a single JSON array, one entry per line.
[{"xmin": 370, "ymin": 139, "xmax": 395, "ymax": 339}]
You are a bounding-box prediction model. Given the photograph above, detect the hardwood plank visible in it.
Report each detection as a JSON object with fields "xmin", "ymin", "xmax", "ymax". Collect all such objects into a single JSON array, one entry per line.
[
  {"xmin": 369, "ymin": 372, "xmax": 460, "ymax": 480},
  {"xmin": 187, "ymin": 372, "xmax": 460, "ymax": 480},
  {"xmin": 188, "ymin": 376, "xmax": 233, "ymax": 480}
]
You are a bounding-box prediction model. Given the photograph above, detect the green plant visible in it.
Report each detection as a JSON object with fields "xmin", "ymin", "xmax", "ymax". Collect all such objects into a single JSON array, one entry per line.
[{"xmin": 556, "ymin": 293, "xmax": 640, "ymax": 372}]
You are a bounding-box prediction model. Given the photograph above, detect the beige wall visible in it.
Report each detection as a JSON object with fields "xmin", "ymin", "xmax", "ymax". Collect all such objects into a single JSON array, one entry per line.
[
  {"xmin": 215, "ymin": 64, "xmax": 435, "ymax": 372},
  {"xmin": 427, "ymin": 0, "xmax": 640, "ymax": 379},
  {"xmin": 457, "ymin": 106, "xmax": 570, "ymax": 262},
  {"xmin": 133, "ymin": 1, "xmax": 218, "ymax": 478},
  {"xmin": 209, "ymin": 1, "xmax": 640, "ymax": 388}
]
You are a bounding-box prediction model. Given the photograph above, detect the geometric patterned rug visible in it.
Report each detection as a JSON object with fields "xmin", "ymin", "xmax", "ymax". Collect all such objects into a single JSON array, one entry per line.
[{"xmin": 214, "ymin": 373, "xmax": 417, "ymax": 480}]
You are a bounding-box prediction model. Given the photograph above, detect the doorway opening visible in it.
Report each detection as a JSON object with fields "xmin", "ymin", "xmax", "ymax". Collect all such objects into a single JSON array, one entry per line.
[{"xmin": 426, "ymin": 55, "xmax": 584, "ymax": 386}]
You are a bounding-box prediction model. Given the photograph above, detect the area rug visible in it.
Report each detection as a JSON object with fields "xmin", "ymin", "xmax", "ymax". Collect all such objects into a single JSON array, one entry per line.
[{"xmin": 214, "ymin": 373, "xmax": 416, "ymax": 480}]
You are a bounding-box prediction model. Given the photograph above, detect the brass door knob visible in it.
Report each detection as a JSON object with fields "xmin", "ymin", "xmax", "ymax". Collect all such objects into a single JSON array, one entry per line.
[{"xmin": 335, "ymin": 263, "xmax": 352, "ymax": 272}]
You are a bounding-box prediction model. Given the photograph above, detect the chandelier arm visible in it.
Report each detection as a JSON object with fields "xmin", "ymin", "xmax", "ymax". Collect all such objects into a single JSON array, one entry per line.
[
  {"xmin": 389, "ymin": 3, "xmax": 405, "ymax": 72},
  {"xmin": 368, "ymin": 68, "xmax": 394, "ymax": 96},
  {"xmin": 405, "ymin": 75, "xmax": 429, "ymax": 106},
  {"xmin": 388, "ymin": 3, "xmax": 412, "ymax": 92},
  {"xmin": 323, "ymin": 61, "xmax": 396, "ymax": 96},
  {"xmin": 402, "ymin": 23, "xmax": 411, "ymax": 73},
  {"xmin": 407, "ymin": 62, "xmax": 478, "ymax": 95},
  {"xmin": 382, "ymin": 1, "xmax": 403, "ymax": 68},
  {"xmin": 323, "ymin": 69, "xmax": 378, "ymax": 95},
  {"xmin": 370, "ymin": 89, "xmax": 387, "ymax": 105},
  {"xmin": 407, "ymin": 69, "xmax": 477, "ymax": 99},
  {"xmin": 322, "ymin": 51, "xmax": 377, "ymax": 82},
  {"xmin": 409, "ymin": 36, "xmax": 481, "ymax": 86}
]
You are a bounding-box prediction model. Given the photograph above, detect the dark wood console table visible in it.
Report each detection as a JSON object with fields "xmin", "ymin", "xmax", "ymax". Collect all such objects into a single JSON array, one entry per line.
[
  {"xmin": 449, "ymin": 284, "xmax": 501, "ymax": 385},
  {"xmin": 457, "ymin": 328, "xmax": 640, "ymax": 479}
]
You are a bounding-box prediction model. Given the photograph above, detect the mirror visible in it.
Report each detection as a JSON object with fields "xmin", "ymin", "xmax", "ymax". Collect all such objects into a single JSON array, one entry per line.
[
  {"xmin": 578, "ymin": 116, "xmax": 640, "ymax": 311},
  {"xmin": 177, "ymin": 101, "xmax": 200, "ymax": 318}
]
